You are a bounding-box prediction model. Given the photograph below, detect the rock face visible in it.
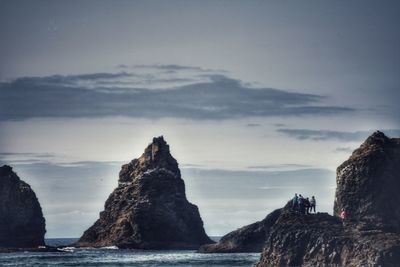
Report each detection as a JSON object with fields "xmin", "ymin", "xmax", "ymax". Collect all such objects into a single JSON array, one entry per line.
[
  {"xmin": 334, "ymin": 131, "xmax": 400, "ymax": 232},
  {"xmin": 198, "ymin": 207, "xmax": 283, "ymax": 253},
  {"xmin": 0, "ymin": 165, "xmax": 46, "ymax": 248},
  {"xmin": 76, "ymin": 136, "xmax": 213, "ymax": 249},
  {"xmin": 254, "ymin": 208, "xmax": 400, "ymax": 267},
  {"xmin": 253, "ymin": 131, "xmax": 400, "ymax": 267},
  {"xmin": 199, "ymin": 131, "xmax": 400, "ymax": 266}
]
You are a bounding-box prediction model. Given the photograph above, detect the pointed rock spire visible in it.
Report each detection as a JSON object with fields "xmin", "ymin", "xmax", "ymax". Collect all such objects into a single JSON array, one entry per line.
[
  {"xmin": 76, "ymin": 137, "xmax": 213, "ymax": 249},
  {"xmin": 362, "ymin": 130, "xmax": 390, "ymax": 147},
  {"xmin": 118, "ymin": 136, "xmax": 179, "ymax": 184}
]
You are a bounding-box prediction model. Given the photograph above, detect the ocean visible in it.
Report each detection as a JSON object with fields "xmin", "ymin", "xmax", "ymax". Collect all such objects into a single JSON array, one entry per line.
[{"xmin": 0, "ymin": 238, "xmax": 260, "ymax": 267}]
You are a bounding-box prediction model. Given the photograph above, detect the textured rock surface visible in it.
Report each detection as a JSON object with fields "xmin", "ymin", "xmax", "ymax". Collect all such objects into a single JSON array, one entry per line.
[
  {"xmin": 254, "ymin": 131, "xmax": 400, "ymax": 266},
  {"xmin": 254, "ymin": 209, "xmax": 400, "ymax": 267},
  {"xmin": 334, "ymin": 131, "xmax": 400, "ymax": 232},
  {"xmin": 198, "ymin": 207, "xmax": 283, "ymax": 253},
  {"xmin": 0, "ymin": 165, "xmax": 46, "ymax": 248},
  {"xmin": 76, "ymin": 136, "xmax": 213, "ymax": 249}
]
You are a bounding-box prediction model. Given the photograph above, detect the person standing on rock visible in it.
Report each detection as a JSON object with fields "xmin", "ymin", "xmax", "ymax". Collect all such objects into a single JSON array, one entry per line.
[
  {"xmin": 340, "ymin": 208, "xmax": 346, "ymax": 226},
  {"xmin": 310, "ymin": 196, "xmax": 316, "ymax": 213},
  {"xmin": 304, "ymin": 197, "xmax": 311, "ymax": 214},
  {"xmin": 292, "ymin": 193, "xmax": 299, "ymax": 212},
  {"xmin": 298, "ymin": 194, "xmax": 305, "ymax": 214}
]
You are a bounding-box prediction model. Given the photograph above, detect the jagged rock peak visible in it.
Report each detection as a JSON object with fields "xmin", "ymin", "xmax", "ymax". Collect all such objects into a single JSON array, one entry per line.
[
  {"xmin": 0, "ymin": 165, "xmax": 46, "ymax": 248},
  {"xmin": 119, "ymin": 136, "xmax": 179, "ymax": 183},
  {"xmin": 362, "ymin": 130, "xmax": 391, "ymax": 147},
  {"xmin": 139, "ymin": 136, "xmax": 175, "ymax": 165}
]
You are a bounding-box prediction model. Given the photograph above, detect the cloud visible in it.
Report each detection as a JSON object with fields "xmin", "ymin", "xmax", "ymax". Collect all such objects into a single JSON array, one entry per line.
[
  {"xmin": 247, "ymin": 164, "xmax": 312, "ymax": 170},
  {"xmin": 0, "ymin": 66, "xmax": 354, "ymax": 121},
  {"xmin": 0, "ymin": 152, "xmax": 55, "ymax": 158},
  {"xmin": 118, "ymin": 64, "xmax": 224, "ymax": 73},
  {"xmin": 0, "ymin": 152, "xmax": 57, "ymax": 165},
  {"xmin": 277, "ymin": 129, "xmax": 400, "ymax": 141},
  {"xmin": 246, "ymin": 123, "xmax": 261, "ymax": 127}
]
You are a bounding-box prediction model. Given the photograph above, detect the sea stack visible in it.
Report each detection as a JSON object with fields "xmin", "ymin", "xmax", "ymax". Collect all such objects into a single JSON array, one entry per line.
[
  {"xmin": 76, "ymin": 136, "xmax": 213, "ymax": 249},
  {"xmin": 199, "ymin": 131, "xmax": 400, "ymax": 266},
  {"xmin": 253, "ymin": 131, "xmax": 400, "ymax": 267},
  {"xmin": 0, "ymin": 165, "xmax": 46, "ymax": 248},
  {"xmin": 334, "ymin": 131, "xmax": 400, "ymax": 232}
]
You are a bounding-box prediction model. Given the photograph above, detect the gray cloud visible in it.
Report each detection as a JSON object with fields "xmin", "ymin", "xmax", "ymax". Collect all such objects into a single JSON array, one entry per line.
[
  {"xmin": 0, "ymin": 152, "xmax": 57, "ymax": 165},
  {"xmin": 0, "ymin": 69, "xmax": 354, "ymax": 121},
  {"xmin": 277, "ymin": 129, "xmax": 400, "ymax": 141},
  {"xmin": 247, "ymin": 164, "xmax": 312, "ymax": 170},
  {"xmin": 246, "ymin": 123, "xmax": 261, "ymax": 127},
  {"xmin": 118, "ymin": 64, "xmax": 224, "ymax": 73},
  {"xmin": 0, "ymin": 152, "xmax": 55, "ymax": 158}
]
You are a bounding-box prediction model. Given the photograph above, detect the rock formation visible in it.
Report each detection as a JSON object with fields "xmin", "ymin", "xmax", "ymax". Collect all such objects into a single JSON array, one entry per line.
[
  {"xmin": 254, "ymin": 131, "xmax": 400, "ymax": 267},
  {"xmin": 254, "ymin": 208, "xmax": 400, "ymax": 267},
  {"xmin": 0, "ymin": 165, "xmax": 46, "ymax": 248},
  {"xmin": 334, "ymin": 131, "xmax": 400, "ymax": 232},
  {"xmin": 198, "ymin": 207, "xmax": 282, "ymax": 253},
  {"xmin": 200, "ymin": 131, "xmax": 400, "ymax": 266},
  {"xmin": 76, "ymin": 136, "xmax": 213, "ymax": 249}
]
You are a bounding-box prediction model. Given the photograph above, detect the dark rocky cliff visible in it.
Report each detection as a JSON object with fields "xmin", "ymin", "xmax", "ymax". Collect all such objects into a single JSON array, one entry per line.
[
  {"xmin": 199, "ymin": 131, "xmax": 400, "ymax": 266},
  {"xmin": 334, "ymin": 131, "xmax": 400, "ymax": 232},
  {"xmin": 0, "ymin": 165, "xmax": 46, "ymax": 248},
  {"xmin": 254, "ymin": 131, "xmax": 400, "ymax": 266},
  {"xmin": 254, "ymin": 208, "xmax": 400, "ymax": 267},
  {"xmin": 76, "ymin": 136, "xmax": 213, "ymax": 249}
]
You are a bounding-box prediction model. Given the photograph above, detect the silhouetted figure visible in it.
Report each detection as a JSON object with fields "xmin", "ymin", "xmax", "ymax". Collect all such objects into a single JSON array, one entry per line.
[
  {"xmin": 340, "ymin": 208, "xmax": 346, "ymax": 226},
  {"xmin": 310, "ymin": 196, "xmax": 316, "ymax": 213},
  {"xmin": 292, "ymin": 193, "xmax": 298, "ymax": 212},
  {"xmin": 298, "ymin": 194, "xmax": 305, "ymax": 214},
  {"xmin": 304, "ymin": 197, "xmax": 311, "ymax": 214}
]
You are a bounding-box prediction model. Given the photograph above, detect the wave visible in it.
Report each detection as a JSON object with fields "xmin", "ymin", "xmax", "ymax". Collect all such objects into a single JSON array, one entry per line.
[
  {"xmin": 57, "ymin": 246, "xmax": 75, "ymax": 252},
  {"xmin": 100, "ymin": 246, "xmax": 119, "ymax": 250}
]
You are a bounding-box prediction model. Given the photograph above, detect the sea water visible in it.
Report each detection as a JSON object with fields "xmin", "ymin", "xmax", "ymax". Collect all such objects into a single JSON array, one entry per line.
[{"xmin": 0, "ymin": 238, "xmax": 260, "ymax": 267}]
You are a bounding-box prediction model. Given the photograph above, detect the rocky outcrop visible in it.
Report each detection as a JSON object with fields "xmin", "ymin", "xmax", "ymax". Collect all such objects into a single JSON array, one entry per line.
[
  {"xmin": 334, "ymin": 131, "xmax": 400, "ymax": 232},
  {"xmin": 253, "ymin": 131, "xmax": 400, "ymax": 266},
  {"xmin": 0, "ymin": 165, "xmax": 46, "ymax": 248},
  {"xmin": 76, "ymin": 136, "xmax": 213, "ymax": 249},
  {"xmin": 198, "ymin": 131, "xmax": 400, "ymax": 266},
  {"xmin": 198, "ymin": 207, "xmax": 282, "ymax": 253},
  {"xmin": 254, "ymin": 209, "xmax": 400, "ymax": 267}
]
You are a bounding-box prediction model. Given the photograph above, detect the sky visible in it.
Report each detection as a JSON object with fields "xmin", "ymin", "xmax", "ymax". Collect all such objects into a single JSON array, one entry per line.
[{"xmin": 0, "ymin": 0, "xmax": 399, "ymax": 238}]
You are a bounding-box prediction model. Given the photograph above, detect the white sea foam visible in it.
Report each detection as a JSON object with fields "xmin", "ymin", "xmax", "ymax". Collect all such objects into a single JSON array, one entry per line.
[
  {"xmin": 101, "ymin": 246, "xmax": 119, "ymax": 250},
  {"xmin": 57, "ymin": 246, "xmax": 75, "ymax": 252}
]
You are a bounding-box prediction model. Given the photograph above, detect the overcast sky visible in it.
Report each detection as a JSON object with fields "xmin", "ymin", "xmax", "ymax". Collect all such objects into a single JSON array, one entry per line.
[{"xmin": 0, "ymin": 0, "xmax": 399, "ymax": 238}]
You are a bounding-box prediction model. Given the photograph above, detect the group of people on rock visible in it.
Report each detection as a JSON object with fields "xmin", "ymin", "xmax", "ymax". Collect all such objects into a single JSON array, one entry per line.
[{"xmin": 292, "ymin": 193, "xmax": 316, "ymax": 214}]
